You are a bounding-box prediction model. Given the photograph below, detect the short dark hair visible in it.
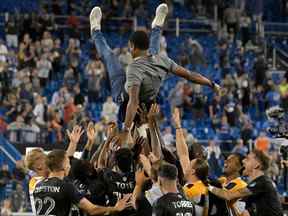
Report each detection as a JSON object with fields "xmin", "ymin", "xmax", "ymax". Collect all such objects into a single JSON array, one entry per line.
[
  {"xmin": 129, "ymin": 31, "xmax": 149, "ymax": 50},
  {"xmin": 253, "ymin": 150, "xmax": 270, "ymax": 171},
  {"xmin": 231, "ymin": 153, "xmax": 245, "ymax": 174},
  {"xmin": 46, "ymin": 150, "xmax": 66, "ymax": 172},
  {"xmin": 194, "ymin": 158, "xmax": 209, "ymax": 184},
  {"xmin": 159, "ymin": 163, "xmax": 178, "ymax": 181},
  {"xmin": 115, "ymin": 148, "xmax": 133, "ymax": 173}
]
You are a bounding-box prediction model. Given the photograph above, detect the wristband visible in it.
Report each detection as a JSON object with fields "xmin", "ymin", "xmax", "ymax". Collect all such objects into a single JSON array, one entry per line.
[
  {"xmin": 175, "ymin": 127, "xmax": 182, "ymax": 130},
  {"xmin": 211, "ymin": 81, "xmax": 216, "ymax": 89},
  {"xmin": 208, "ymin": 185, "xmax": 215, "ymax": 192}
]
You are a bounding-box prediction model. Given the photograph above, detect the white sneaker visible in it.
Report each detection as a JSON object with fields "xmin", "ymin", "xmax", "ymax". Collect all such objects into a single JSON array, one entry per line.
[
  {"xmin": 90, "ymin": 6, "xmax": 102, "ymax": 33},
  {"xmin": 151, "ymin": 3, "xmax": 169, "ymax": 29}
]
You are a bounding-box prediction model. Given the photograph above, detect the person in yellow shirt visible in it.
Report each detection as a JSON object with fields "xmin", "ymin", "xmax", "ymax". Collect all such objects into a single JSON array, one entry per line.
[
  {"xmin": 173, "ymin": 108, "xmax": 209, "ymax": 215},
  {"xmin": 220, "ymin": 153, "xmax": 247, "ymax": 216}
]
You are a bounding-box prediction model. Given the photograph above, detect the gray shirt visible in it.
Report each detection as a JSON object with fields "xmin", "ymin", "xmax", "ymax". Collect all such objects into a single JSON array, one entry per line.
[{"xmin": 125, "ymin": 54, "xmax": 178, "ymax": 102}]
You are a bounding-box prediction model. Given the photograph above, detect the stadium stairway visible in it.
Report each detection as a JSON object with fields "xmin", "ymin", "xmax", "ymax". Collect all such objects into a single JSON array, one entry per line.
[{"xmin": 0, "ymin": 135, "xmax": 22, "ymax": 170}]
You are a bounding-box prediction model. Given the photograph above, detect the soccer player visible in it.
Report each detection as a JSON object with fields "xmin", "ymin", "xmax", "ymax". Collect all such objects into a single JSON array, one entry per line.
[
  {"xmin": 101, "ymin": 148, "xmax": 136, "ymax": 216},
  {"xmin": 220, "ymin": 153, "xmax": 247, "ymax": 215},
  {"xmin": 208, "ymin": 150, "xmax": 283, "ymax": 216},
  {"xmin": 90, "ymin": 3, "xmax": 168, "ymax": 125},
  {"xmin": 89, "ymin": 4, "xmax": 220, "ymax": 131},
  {"xmin": 33, "ymin": 150, "xmax": 131, "ymax": 216},
  {"xmin": 153, "ymin": 163, "xmax": 196, "ymax": 216},
  {"xmin": 25, "ymin": 148, "xmax": 49, "ymax": 215}
]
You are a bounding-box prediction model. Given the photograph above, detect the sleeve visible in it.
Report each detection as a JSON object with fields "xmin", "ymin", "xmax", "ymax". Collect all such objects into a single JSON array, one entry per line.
[
  {"xmin": 247, "ymin": 179, "xmax": 265, "ymax": 195},
  {"xmin": 126, "ymin": 64, "xmax": 143, "ymax": 88},
  {"xmin": 162, "ymin": 56, "xmax": 179, "ymax": 74},
  {"xmin": 64, "ymin": 182, "xmax": 85, "ymax": 205}
]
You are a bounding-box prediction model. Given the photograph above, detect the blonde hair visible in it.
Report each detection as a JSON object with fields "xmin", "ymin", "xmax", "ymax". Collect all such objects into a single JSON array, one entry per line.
[{"xmin": 25, "ymin": 148, "xmax": 45, "ymax": 171}]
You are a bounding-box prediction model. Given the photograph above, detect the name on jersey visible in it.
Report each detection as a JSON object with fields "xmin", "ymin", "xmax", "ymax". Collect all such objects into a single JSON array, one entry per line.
[
  {"xmin": 34, "ymin": 186, "xmax": 61, "ymax": 193},
  {"xmin": 115, "ymin": 181, "xmax": 134, "ymax": 190},
  {"xmin": 172, "ymin": 200, "xmax": 194, "ymax": 209}
]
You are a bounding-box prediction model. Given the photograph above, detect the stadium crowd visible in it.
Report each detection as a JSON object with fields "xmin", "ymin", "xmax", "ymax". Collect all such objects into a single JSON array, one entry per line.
[{"xmin": 0, "ymin": 0, "xmax": 288, "ymax": 215}]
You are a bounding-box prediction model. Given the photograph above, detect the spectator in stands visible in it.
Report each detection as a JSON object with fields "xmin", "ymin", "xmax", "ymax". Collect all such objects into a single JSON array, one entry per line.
[
  {"xmin": 0, "ymin": 199, "xmax": 12, "ymax": 216},
  {"xmin": 253, "ymin": 53, "xmax": 267, "ymax": 86},
  {"xmin": 255, "ymin": 131, "xmax": 270, "ymax": 153},
  {"xmin": 51, "ymin": 85, "xmax": 70, "ymax": 107},
  {"xmin": 64, "ymin": 97, "xmax": 77, "ymax": 124},
  {"xmin": 86, "ymin": 58, "xmax": 105, "ymax": 102},
  {"xmin": 33, "ymin": 95, "xmax": 46, "ymax": 127},
  {"xmin": 50, "ymin": 38, "xmax": 63, "ymax": 76},
  {"xmin": 5, "ymin": 16, "xmax": 18, "ymax": 48},
  {"xmin": 265, "ymin": 79, "xmax": 281, "ymax": 108},
  {"xmin": 168, "ymin": 81, "xmax": 184, "ymax": 111},
  {"xmin": 239, "ymin": 12, "xmax": 251, "ymax": 46},
  {"xmin": 224, "ymin": 5, "xmax": 240, "ymax": 37},
  {"xmin": 10, "ymin": 183, "xmax": 27, "ymax": 212},
  {"xmin": 37, "ymin": 53, "xmax": 52, "ymax": 88},
  {"xmin": 48, "ymin": 108, "xmax": 63, "ymax": 142},
  {"xmin": 41, "ymin": 31, "xmax": 54, "ymax": 52},
  {"xmin": 0, "ymin": 115, "xmax": 7, "ymax": 134},
  {"xmin": 7, "ymin": 116, "xmax": 25, "ymax": 142},
  {"xmin": 207, "ymin": 139, "xmax": 221, "ymax": 160},
  {"xmin": 232, "ymin": 138, "xmax": 248, "ymax": 156},
  {"xmin": 23, "ymin": 114, "xmax": 41, "ymax": 143},
  {"xmin": 0, "ymin": 39, "xmax": 8, "ymax": 63},
  {"xmin": 186, "ymin": 37, "xmax": 206, "ymax": 66},
  {"xmin": 64, "ymin": 65, "xmax": 80, "ymax": 89},
  {"xmin": 207, "ymin": 139, "xmax": 222, "ymax": 177},
  {"xmin": 101, "ymin": 96, "xmax": 119, "ymax": 122},
  {"xmin": 74, "ymin": 84, "xmax": 85, "ymax": 107},
  {"xmin": 66, "ymin": 38, "xmax": 81, "ymax": 65},
  {"xmin": 163, "ymin": 126, "xmax": 175, "ymax": 152}
]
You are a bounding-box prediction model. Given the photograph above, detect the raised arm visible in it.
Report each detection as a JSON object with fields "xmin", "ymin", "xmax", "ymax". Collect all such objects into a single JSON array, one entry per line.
[
  {"xmin": 124, "ymin": 85, "xmax": 140, "ymax": 130},
  {"xmin": 147, "ymin": 104, "xmax": 162, "ymax": 159},
  {"xmin": 208, "ymin": 186, "xmax": 252, "ymax": 201},
  {"xmin": 66, "ymin": 125, "xmax": 84, "ymax": 157},
  {"xmin": 173, "ymin": 66, "xmax": 220, "ymax": 93},
  {"xmin": 172, "ymin": 108, "xmax": 191, "ymax": 179},
  {"xmin": 81, "ymin": 122, "xmax": 97, "ymax": 160}
]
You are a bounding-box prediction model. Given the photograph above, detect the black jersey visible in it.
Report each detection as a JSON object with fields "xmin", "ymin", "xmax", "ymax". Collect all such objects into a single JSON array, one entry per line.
[
  {"xmin": 102, "ymin": 169, "xmax": 135, "ymax": 216},
  {"xmin": 33, "ymin": 177, "xmax": 84, "ymax": 216},
  {"xmin": 153, "ymin": 193, "xmax": 195, "ymax": 216},
  {"xmin": 102, "ymin": 168, "xmax": 135, "ymax": 203},
  {"xmin": 245, "ymin": 175, "xmax": 283, "ymax": 216}
]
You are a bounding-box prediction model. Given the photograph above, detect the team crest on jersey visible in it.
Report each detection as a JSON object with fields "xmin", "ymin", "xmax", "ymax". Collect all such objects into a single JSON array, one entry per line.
[{"xmin": 122, "ymin": 176, "xmax": 127, "ymax": 182}]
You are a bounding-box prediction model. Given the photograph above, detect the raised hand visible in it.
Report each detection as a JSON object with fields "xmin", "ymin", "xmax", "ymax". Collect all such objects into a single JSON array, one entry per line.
[
  {"xmin": 139, "ymin": 154, "xmax": 151, "ymax": 177},
  {"xmin": 66, "ymin": 125, "xmax": 84, "ymax": 145},
  {"xmin": 172, "ymin": 108, "xmax": 181, "ymax": 129},
  {"xmin": 132, "ymin": 136, "xmax": 145, "ymax": 158},
  {"xmin": 135, "ymin": 169, "xmax": 149, "ymax": 187},
  {"xmin": 147, "ymin": 103, "xmax": 160, "ymax": 123},
  {"xmin": 87, "ymin": 122, "xmax": 97, "ymax": 142},
  {"xmin": 114, "ymin": 194, "xmax": 132, "ymax": 212},
  {"xmin": 148, "ymin": 152, "xmax": 160, "ymax": 164}
]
